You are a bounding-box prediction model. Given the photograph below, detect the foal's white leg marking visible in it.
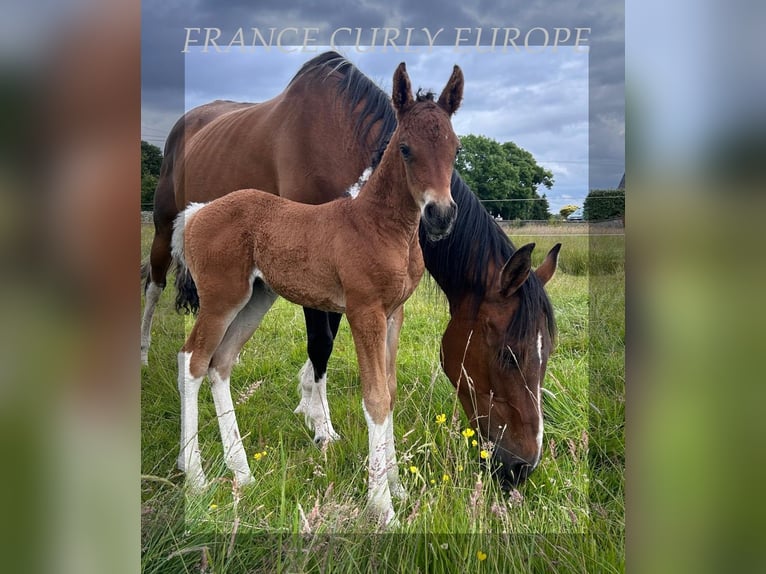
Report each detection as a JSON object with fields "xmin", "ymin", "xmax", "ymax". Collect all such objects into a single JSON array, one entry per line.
[
  {"xmin": 385, "ymin": 411, "xmax": 406, "ymax": 500},
  {"xmin": 178, "ymin": 351, "xmax": 207, "ymax": 490},
  {"xmin": 294, "ymin": 360, "xmax": 340, "ymax": 443},
  {"xmin": 363, "ymin": 401, "xmax": 397, "ymax": 526},
  {"xmin": 534, "ymin": 331, "xmax": 544, "ymax": 467},
  {"xmin": 141, "ymin": 282, "xmax": 163, "ymax": 365},
  {"xmin": 209, "ymin": 368, "xmax": 254, "ymax": 486}
]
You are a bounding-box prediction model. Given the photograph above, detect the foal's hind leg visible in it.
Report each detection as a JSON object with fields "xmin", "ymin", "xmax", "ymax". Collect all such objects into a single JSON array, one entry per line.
[
  {"xmin": 208, "ymin": 281, "xmax": 278, "ymax": 486},
  {"xmin": 178, "ymin": 285, "xmax": 252, "ymax": 491},
  {"xmin": 295, "ymin": 309, "xmax": 342, "ymax": 444}
]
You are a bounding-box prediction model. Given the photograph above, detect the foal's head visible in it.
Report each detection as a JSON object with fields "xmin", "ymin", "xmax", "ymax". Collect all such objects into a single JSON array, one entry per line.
[{"xmin": 390, "ymin": 63, "xmax": 462, "ymax": 241}]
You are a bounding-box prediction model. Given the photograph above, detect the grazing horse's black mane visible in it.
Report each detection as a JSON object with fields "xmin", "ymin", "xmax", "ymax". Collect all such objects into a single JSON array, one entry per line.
[
  {"xmin": 419, "ymin": 171, "xmax": 557, "ymax": 353},
  {"xmin": 293, "ymin": 51, "xmax": 556, "ymax": 352}
]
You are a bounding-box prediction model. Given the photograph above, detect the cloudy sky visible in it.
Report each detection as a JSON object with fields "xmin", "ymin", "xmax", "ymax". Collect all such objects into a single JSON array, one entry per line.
[{"xmin": 141, "ymin": 1, "xmax": 625, "ymax": 214}]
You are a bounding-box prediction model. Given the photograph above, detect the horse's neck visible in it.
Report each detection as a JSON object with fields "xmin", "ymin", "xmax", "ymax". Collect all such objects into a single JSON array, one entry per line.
[{"xmin": 355, "ymin": 151, "xmax": 420, "ymax": 233}]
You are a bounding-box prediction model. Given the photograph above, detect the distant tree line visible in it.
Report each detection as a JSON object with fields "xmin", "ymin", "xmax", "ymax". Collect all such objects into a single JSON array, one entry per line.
[
  {"xmin": 141, "ymin": 140, "xmax": 163, "ymax": 208},
  {"xmin": 583, "ymin": 189, "xmax": 625, "ymax": 221}
]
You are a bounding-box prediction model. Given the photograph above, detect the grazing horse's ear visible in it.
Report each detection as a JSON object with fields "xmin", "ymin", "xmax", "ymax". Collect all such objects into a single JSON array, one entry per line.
[
  {"xmin": 499, "ymin": 243, "xmax": 535, "ymax": 297},
  {"xmin": 392, "ymin": 62, "xmax": 413, "ymax": 116},
  {"xmin": 437, "ymin": 65, "xmax": 464, "ymax": 116},
  {"xmin": 535, "ymin": 243, "xmax": 561, "ymax": 286}
]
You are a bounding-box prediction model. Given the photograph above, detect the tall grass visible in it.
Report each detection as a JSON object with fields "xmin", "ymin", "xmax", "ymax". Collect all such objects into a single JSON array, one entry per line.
[{"xmin": 141, "ymin": 223, "xmax": 624, "ymax": 572}]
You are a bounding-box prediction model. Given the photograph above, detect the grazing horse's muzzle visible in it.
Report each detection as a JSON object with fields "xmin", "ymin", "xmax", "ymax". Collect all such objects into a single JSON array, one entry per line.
[
  {"xmin": 489, "ymin": 446, "xmax": 538, "ymax": 490},
  {"xmin": 422, "ymin": 200, "xmax": 457, "ymax": 241}
]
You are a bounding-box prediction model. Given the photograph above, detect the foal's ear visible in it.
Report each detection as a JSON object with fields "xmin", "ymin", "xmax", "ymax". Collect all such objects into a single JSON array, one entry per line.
[
  {"xmin": 534, "ymin": 243, "xmax": 561, "ymax": 286},
  {"xmin": 499, "ymin": 243, "xmax": 535, "ymax": 297},
  {"xmin": 392, "ymin": 62, "xmax": 414, "ymax": 115},
  {"xmin": 437, "ymin": 65, "xmax": 464, "ymax": 116}
]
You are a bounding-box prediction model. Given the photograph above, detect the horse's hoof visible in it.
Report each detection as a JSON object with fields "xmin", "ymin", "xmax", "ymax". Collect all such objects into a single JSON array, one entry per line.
[
  {"xmin": 235, "ymin": 473, "xmax": 255, "ymax": 487},
  {"xmin": 390, "ymin": 483, "xmax": 408, "ymax": 501},
  {"xmin": 314, "ymin": 431, "xmax": 340, "ymax": 445}
]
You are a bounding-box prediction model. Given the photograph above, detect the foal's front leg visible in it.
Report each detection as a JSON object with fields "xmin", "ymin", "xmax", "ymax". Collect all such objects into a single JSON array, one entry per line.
[
  {"xmin": 347, "ymin": 305, "xmax": 397, "ymax": 526},
  {"xmin": 384, "ymin": 306, "xmax": 406, "ymax": 501}
]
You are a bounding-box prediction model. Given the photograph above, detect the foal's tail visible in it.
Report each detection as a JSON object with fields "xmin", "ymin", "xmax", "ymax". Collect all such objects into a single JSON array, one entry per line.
[{"xmin": 171, "ymin": 203, "xmax": 206, "ymax": 315}]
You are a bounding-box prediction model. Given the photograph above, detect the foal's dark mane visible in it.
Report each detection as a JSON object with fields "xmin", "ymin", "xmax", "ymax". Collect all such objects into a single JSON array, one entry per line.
[{"xmin": 291, "ymin": 52, "xmax": 556, "ymax": 352}]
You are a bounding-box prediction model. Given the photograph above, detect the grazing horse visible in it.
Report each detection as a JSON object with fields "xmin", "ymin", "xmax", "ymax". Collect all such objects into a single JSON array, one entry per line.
[
  {"xmin": 172, "ymin": 63, "xmax": 462, "ymax": 525},
  {"xmin": 141, "ymin": 51, "xmax": 560, "ymax": 489}
]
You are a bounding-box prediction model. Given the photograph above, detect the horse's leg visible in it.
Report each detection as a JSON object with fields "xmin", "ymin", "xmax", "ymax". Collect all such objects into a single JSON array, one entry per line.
[
  {"xmin": 208, "ymin": 281, "xmax": 278, "ymax": 486},
  {"xmin": 295, "ymin": 309, "xmax": 342, "ymax": 444},
  {"xmin": 141, "ymin": 218, "xmax": 174, "ymax": 365},
  {"xmin": 177, "ymin": 350, "xmax": 206, "ymax": 491},
  {"xmin": 178, "ymin": 285, "xmax": 251, "ymax": 491},
  {"xmin": 347, "ymin": 305, "xmax": 396, "ymax": 526},
  {"xmin": 384, "ymin": 305, "xmax": 406, "ymax": 500}
]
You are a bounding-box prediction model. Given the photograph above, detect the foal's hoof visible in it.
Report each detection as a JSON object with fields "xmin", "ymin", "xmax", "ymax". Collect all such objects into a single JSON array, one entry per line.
[
  {"xmin": 314, "ymin": 431, "xmax": 340, "ymax": 445},
  {"xmin": 390, "ymin": 483, "xmax": 408, "ymax": 501}
]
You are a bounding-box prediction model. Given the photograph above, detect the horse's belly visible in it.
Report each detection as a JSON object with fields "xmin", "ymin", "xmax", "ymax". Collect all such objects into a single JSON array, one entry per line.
[{"xmin": 252, "ymin": 265, "xmax": 346, "ymax": 314}]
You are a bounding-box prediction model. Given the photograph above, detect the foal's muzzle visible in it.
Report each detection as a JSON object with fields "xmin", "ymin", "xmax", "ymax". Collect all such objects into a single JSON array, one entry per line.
[{"xmin": 422, "ymin": 200, "xmax": 457, "ymax": 241}]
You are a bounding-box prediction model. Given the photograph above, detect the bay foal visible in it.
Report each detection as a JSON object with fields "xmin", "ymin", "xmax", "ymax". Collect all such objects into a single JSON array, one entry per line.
[{"xmin": 172, "ymin": 63, "xmax": 463, "ymax": 525}]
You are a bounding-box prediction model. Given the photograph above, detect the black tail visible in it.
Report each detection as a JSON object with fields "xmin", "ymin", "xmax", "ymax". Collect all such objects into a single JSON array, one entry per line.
[{"xmin": 174, "ymin": 260, "xmax": 199, "ymax": 315}]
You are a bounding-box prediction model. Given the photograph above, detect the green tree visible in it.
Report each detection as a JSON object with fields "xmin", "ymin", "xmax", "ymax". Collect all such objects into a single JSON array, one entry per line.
[
  {"xmin": 455, "ymin": 134, "xmax": 553, "ymax": 220},
  {"xmin": 141, "ymin": 140, "xmax": 163, "ymax": 208}
]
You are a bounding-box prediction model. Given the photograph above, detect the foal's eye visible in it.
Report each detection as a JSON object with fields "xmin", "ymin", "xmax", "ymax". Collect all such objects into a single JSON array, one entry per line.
[{"xmin": 399, "ymin": 143, "xmax": 411, "ymax": 160}]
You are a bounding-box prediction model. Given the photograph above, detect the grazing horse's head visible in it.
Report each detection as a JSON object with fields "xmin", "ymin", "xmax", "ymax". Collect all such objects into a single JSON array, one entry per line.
[
  {"xmin": 390, "ymin": 63, "xmax": 462, "ymax": 241},
  {"xmin": 440, "ymin": 242, "xmax": 561, "ymax": 488}
]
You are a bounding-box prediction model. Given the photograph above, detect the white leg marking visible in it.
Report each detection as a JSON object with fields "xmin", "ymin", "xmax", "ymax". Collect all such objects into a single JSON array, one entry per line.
[
  {"xmin": 385, "ymin": 411, "xmax": 406, "ymax": 500},
  {"xmin": 209, "ymin": 368, "xmax": 254, "ymax": 486},
  {"xmin": 363, "ymin": 401, "xmax": 397, "ymax": 526},
  {"xmin": 178, "ymin": 352, "xmax": 207, "ymax": 490},
  {"xmin": 294, "ymin": 360, "xmax": 340, "ymax": 443},
  {"xmin": 141, "ymin": 282, "xmax": 163, "ymax": 365}
]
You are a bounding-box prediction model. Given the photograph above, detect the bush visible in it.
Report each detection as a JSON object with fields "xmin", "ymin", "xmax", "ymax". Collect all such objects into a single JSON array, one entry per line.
[{"xmin": 584, "ymin": 189, "xmax": 624, "ymax": 221}]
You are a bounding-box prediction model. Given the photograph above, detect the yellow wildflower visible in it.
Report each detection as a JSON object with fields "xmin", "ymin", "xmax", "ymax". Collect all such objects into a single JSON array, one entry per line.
[
  {"xmin": 435, "ymin": 413, "xmax": 447, "ymax": 424},
  {"xmin": 430, "ymin": 479, "xmax": 436, "ymax": 485},
  {"xmin": 461, "ymin": 428, "xmax": 475, "ymax": 439},
  {"xmin": 480, "ymin": 449, "xmax": 490, "ymax": 460},
  {"xmin": 472, "ymin": 439, "xmax": 478, "ymax": 447},
  {"xmin": 208, "ymin": 503, "xmax": 218, "ymax": 510},
  {"xmin": 253, "ymin": 452, "xmax": 263, "ymax": 461},
  {"xmin": 477, "ymin": 550, "xmax": 487, "ymax": 561},
  {"xmin": 442, "ymin": 474, "xmax": 450, "ymax": 482},
  {"xmin": 409, "ymin": 465, "xmax": 419, "ymax": 474}
]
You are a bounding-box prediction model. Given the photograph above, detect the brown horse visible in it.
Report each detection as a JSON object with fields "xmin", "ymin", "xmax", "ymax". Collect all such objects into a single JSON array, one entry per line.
[
  {"xmin": 142, "ymin": 51, "xmax": 560, "ymax": 489},
  {"xmin": 172, "ymin": 62, "xmax": 462, "ymax": 525}
]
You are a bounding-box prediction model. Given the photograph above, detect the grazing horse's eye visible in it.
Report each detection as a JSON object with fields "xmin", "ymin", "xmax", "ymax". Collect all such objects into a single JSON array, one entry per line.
[
  {"xmin": 499, "ymin": 346, "xmax": 520, "ymax": 370},
  {"xmin": 455, "ymin": 145, "xmax": 463, "ymax": 160},
  {"xmin": 399, "ymin": 143, "xmax": 411, "ymax": 161}
]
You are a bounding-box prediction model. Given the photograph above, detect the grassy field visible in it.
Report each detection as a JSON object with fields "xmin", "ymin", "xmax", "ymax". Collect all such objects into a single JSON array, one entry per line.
[{"xmin": 141, "ymin": 223, "xmax": 624, "ymax": 573}]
